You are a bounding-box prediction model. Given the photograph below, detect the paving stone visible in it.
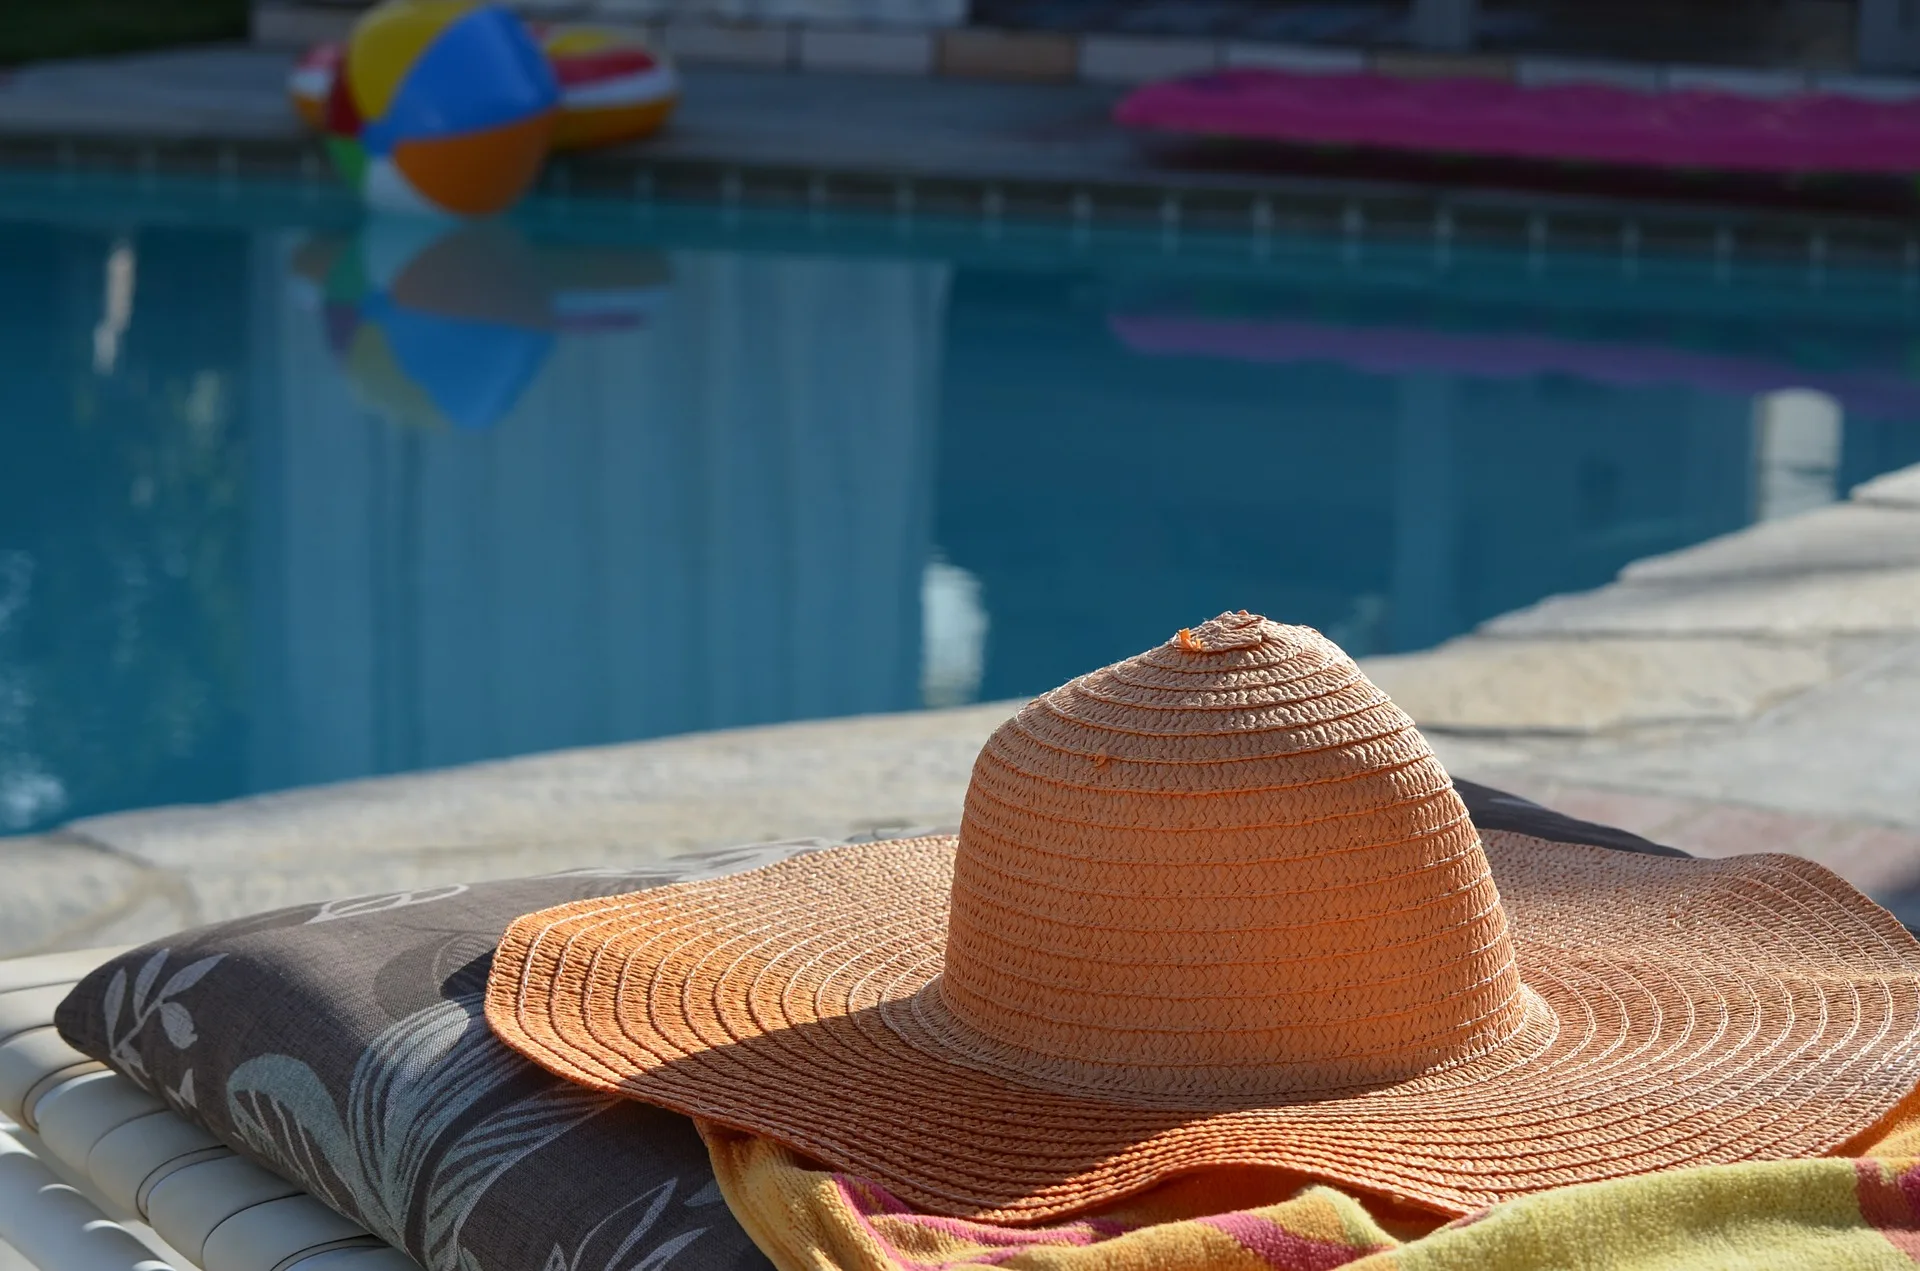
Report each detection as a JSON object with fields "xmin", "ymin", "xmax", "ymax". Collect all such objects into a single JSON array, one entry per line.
[
  {"xmin": 1503, "ymin": 639, "xmax": 1920, "ymax": 834},
  {"xmin": 935, "ymin": 28, "xmax": 1079, "ymax": 80},
  {"xmin": 1362, "ymin": 637, "xmax": 1830, "ymax": 734},
  {"xmin": 66, "ymin": 702, "xmax": 1018, "ymax": 876},
  {"xmin": 0, "ymin": 48, "xmax": 304, "ymax": 141},
  {"xmin": 1482, "ymin": 567, "xmax": 1920, "ymax": 638},
  {"xmin": 1422, "ymin": 731, "xmax": 1591, "ymax": 783},
  {"xmin": 1661, "ymin": 64, "xmax": 1808, "ymax": 96},
  {"xmin": 0, "ymin": 837, "xmax": 188, "ymax": 960},
  {"xmin": 1793, "ymin": 823, "xmax": 1920, "ymax": 896},
  {"xmin": 249, "ymin": 5, "xmax": 357, "ymax": 47},
  {"xmin": 1515, "ymin": 56, "xmax": 1661, "ymax": 90},
  {"xmin": 1649, "ymin": 803, "xmax": 1920, "ymax": 898},
  {"xmin": 53, "ymin": 893, "xmax": 206, "ymax": 958},
  {"xmin": 1221, "ymin": 42, "xmax": 1365, "ymax": 72},
  {"xmin": 1, "ymin": 704, "xmax": 1014, "ymax": 948},
  {"xmin": 1464, "ymin": 773, "xmax": 1920, "ymax": 898},
  {"xmin": 1855, "ymin": 462, "xmax": 1920, "ymax": 509},
  {"xmin": 1617, "ymin": 501, "xmax": 1920, "ymax": 583},
  {"xmin": 153, "ymin": 832, "xmax": 919, "ymax": 930},
  {"xmin": 798, "ymin": 27, "xmax": 935, "ymax": 74},
  {"xmin": 592, "ymin": 0, "xmax": 672, "ymax": 17},
  {"xmin": 1077, "ymin": 34, "xmax": 1219, "ymax": 83},
  {"xmin": 659, "ymin": 20, "xmax": 795, "ymax": 68}
]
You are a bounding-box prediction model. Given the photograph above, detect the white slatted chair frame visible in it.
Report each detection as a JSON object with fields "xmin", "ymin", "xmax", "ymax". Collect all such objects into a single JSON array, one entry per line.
[{"xmin": 0, "ymin": 950, "xmax": 418, "ymax": 1271}]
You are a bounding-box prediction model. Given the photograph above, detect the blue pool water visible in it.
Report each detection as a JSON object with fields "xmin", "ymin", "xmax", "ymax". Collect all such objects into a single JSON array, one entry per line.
[{"xmin": 3, "ymin": 172, "xmax": 1919, "ymax": 832}]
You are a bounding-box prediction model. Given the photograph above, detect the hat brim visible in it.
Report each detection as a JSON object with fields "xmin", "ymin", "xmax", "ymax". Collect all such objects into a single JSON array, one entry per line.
[{"xmin": 486, "ymin": 831, "xmax": 1920, "ymax": 1221}]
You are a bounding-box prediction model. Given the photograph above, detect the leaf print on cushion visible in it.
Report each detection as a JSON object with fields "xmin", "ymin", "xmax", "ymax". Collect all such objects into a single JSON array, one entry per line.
[
  {"xmin": 543, "ymin": 1179, "xmax": 708, "ymax": 1271},
  {"xmin": 132, "ymin": 949, "xmax": 168, "ymax": 1014},
  {"xmin": 226, "ymin": 992, "xmax": 627, "ymax": 1271},
  {"xmin": 159, "ymin": 1001, "xmax": 197, "ymax": 1048},
  {"xmin": 306, "ymin": 886, "xmax": 471, "ymax": 924},
  {"xmin": 102, "ymin": 967, "xmax": 126, "ymax": 1038},
  {"xmin": 102, "ymin": 949, "xmax": 224, "ymax": 1089},
  {"xmin": 682, "ymin": 1180, "xmax": 725, "ymax": 1209},
  {"xmin": 225, "ymin": 1053, "xmax": 361, "ymax": 1213}
]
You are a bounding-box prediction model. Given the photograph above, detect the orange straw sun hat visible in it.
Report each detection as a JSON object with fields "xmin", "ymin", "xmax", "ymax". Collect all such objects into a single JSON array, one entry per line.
[{"xmin": 487, "ymin": 611, "xmax": 1920, "ymax": 1222}]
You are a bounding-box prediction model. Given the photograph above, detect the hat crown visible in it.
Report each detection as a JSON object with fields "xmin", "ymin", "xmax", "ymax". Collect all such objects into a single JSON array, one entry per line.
[{"xmin": 939, "ymin": 612, "xmax": 1527, "ymax": 1097}]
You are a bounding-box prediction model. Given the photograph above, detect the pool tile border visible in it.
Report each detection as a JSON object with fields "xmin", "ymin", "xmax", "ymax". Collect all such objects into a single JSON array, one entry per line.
[
  {"xmin": 5, "ymin": 106, "xmax": 1920, "ymax": 281},
  {"xmin": 3, "ymin": 127, "xmax": 1918, "ymax": 266}
]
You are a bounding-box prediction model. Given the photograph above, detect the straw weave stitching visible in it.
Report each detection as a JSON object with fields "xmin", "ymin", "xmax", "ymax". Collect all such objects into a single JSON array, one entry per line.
[{"xmin": 485, "ymin": 613, "xmax": 1920, "ymax": 1223}]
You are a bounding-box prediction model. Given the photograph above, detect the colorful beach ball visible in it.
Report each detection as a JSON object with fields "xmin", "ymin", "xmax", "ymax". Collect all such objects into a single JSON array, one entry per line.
[
  {"xmin": 323, "ymin": 0, "xmax": 559, "ymax": 218},
  {"xmin": 293, "ymin": 23, "xmax": 679, "ymax": 153}
]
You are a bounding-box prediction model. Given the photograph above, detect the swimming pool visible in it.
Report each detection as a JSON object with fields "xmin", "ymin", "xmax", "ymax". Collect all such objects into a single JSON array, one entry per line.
[{"xmin": 2, "ymin": 171, "xmax": 1918, "ymax": 832}]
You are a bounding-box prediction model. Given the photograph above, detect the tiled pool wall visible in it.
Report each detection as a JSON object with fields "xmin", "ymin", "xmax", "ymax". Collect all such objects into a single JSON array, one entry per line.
[{"xmin": 4, "ymin": 130, "xmax": 1920, "ymax": 286}]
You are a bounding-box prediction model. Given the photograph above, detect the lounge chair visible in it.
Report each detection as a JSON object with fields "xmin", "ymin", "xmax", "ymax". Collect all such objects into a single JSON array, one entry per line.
[{"xmin": 0, "ymin": 948, "xmax": 416, "ymax": 1271}]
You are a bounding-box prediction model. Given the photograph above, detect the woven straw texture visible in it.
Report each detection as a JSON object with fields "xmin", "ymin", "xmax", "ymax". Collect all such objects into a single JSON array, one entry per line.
[{"xmin": 486, "ymin": 613, "xmax": 1920, "ymax": 1222}]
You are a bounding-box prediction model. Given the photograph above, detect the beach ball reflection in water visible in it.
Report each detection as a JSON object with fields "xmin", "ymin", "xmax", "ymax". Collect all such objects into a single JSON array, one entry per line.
[{"xmin": 288, "ymin": 217, "xmax": 669, "ymax": 432}]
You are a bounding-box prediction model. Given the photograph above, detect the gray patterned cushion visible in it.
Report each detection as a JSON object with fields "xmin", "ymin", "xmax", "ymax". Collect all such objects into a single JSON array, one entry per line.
[
  {"xmin": 51, "ymin": 840, "xmax": 837, "ymax": 1271},
  {"xmin": 51, "ymin": 788, "xmax": 1683, "ymax": 1271}
]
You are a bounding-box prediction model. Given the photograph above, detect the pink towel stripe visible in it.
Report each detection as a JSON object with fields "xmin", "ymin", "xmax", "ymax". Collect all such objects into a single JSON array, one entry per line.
[{"xmin": 1200, "ymin": 1211, "xmax": 1375, "ymax": 1270}]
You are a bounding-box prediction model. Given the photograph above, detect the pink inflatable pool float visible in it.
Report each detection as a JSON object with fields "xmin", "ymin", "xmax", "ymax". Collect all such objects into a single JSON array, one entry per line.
[{"xmin": 1116, "ymin": 70, "xmax": 1920, "ymax": 175}]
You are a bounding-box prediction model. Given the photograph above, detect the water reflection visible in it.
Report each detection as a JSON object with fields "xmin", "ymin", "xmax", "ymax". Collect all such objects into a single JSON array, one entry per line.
[
  {"xmin": 286, "ymin": 219, "xmax": 670, "ymax": 432},
  {"xmin": 936, "ymin": 268, "xmax": 1920, "ymax": 699},
  {"xmin": 255, "ymin": 223, "xmax": 948, "ymax": 790},
  {"xmin": 3, "ymin": 193, "xmax": 1920, "ymax": 827}
]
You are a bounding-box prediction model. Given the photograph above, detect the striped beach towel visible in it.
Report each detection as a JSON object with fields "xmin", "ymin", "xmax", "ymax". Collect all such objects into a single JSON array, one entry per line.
[{"xmin": 701, "ymin": 1100, "xmax": 1920, "ymax": 1271}]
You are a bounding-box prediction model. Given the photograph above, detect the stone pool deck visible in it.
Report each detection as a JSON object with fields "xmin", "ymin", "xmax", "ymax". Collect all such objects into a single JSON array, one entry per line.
[
  {"xmin": 1370, "ymin": 460, "xmax": 1920, "ymax": 912},
  {"xmin": 0, "ymin": 44, "xmax": 1136, "ymax": 184},
  {"xmin": 3, "ymin": 461, "xmax": 1918, "ymax": 957}
]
